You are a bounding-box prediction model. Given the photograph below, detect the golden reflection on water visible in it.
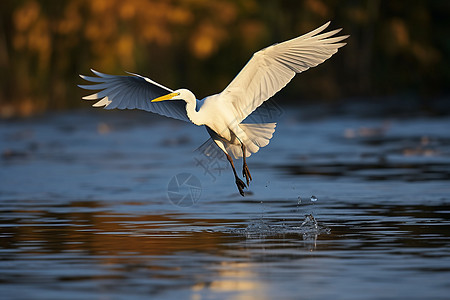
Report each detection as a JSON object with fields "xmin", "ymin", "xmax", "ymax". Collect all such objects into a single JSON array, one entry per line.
[
  {"xmin": 4, "ymin": 200, "xmax": 322, "ymax": 298},
  {"xmin": 9, "ymin": 208, "xmax": 235, "ymax": 257},
  {"xmin": 2, "ymin": 195, "xmax": 450, "ymax": 299},
  {"xmin": 191, "ymin": 261, "xmax": 268, "ymax": 299}
]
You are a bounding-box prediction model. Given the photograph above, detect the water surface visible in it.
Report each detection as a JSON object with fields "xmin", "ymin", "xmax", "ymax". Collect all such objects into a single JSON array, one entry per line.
[{"xmin": 1, "ymin": 106, "xmax": 450, "ymax": 299}]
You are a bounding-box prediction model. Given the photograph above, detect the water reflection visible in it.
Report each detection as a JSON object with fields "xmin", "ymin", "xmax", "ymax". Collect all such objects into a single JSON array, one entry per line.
[
  {"xmin": 1, "ymin": 197, "xmax": 450, "ymax": 298},
  {"xmin": 1, "ymin": 111, "xmax": 450, "ymax": 299}
]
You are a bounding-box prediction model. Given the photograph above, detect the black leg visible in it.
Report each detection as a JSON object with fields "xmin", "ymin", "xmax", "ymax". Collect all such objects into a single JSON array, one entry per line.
[
  {"xmin": 241, "ymin": 144, "xmax": 252, "ymax": 186},
  {"xmin": 226, "ymin": 153, "xmax": 246, "ymax": 196}
]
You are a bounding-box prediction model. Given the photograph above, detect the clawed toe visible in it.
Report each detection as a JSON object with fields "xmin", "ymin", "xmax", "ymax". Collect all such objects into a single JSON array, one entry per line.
[
  {"xmin": 242, "ymin": 164, "xmax": 252, "ymax": 186},
  {"xmin": 235, "ymin": 177, "xmax": 246, "ymax": 196}
]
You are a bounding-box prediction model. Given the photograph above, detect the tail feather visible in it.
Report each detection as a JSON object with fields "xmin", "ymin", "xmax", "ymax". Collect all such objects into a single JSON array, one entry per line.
[
  {"xmin": 225, "ymin": 123, "xmax": 276, "ymax": 158},
  {"xmin": 240, "ymin": 123, "xmax": 276, "ymax": 148},
  {"xmin": 201, "ymin": 123, "xmax": 277, "ymax": 160}
]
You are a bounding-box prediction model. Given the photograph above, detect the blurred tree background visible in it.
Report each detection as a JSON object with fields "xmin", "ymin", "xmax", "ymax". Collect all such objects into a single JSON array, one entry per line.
[{"xmin": 0, "ymin": 0, "xmax": 449, "ymax": 118}]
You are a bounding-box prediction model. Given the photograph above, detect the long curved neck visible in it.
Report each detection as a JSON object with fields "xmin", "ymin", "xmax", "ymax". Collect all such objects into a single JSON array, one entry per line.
[{"xmin": 185, "ymin": 96, "xmax": 203, "ymax": 126}]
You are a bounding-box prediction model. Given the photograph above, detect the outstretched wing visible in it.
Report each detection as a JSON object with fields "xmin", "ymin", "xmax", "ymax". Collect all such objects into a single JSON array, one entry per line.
[
  {"xmin": 220, "ymin": 21, "xmax": 348, "ymax": 122},
  {"xmin": 79, "ymin": 69, "xmax": 191, "ymax": 122}
]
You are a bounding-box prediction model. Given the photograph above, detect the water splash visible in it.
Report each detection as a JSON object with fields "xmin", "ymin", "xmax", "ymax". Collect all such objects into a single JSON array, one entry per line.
[
  {"xmin": 296, "ymin": 196, "xmax": 302, "ymax": 213},
  {"xmin": 230, "ymin": 213, "xmax": 329, "ymax": 241},
  {"xmin": 300, "ymin": 214, "xmax": 318, "ymax": 230}
]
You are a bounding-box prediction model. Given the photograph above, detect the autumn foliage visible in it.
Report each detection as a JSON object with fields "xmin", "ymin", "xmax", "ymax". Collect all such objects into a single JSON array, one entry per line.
[{"xmin": 0, "ymin": 0, "xmax": 448, "ymax": 117}]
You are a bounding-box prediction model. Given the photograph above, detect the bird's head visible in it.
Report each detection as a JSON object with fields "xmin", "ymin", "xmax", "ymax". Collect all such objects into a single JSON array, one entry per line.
[{"xmin": 151, "ymin": 89, "xmax": 195, "ymax": 103}]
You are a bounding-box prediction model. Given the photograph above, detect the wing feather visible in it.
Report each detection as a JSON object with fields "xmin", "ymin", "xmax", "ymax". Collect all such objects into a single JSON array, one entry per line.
[
  {"xmin": 79, "ymin": 70, "xmax": 191, "ymax": 122},
  {"xmin": 220, "ymin": 22, "xmax": 348, "ymax": 122}
]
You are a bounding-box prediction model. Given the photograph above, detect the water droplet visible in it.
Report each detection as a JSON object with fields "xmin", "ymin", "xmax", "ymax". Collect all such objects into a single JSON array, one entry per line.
[{"xmin": 310, "ymin": 195, "xmax": 318, "ymax": 202}]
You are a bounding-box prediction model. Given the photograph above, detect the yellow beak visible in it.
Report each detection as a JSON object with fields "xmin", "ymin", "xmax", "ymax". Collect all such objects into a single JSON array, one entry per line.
[{"xmin": 151, "ymin": 92, "xmax": 178, "ymax": 102}]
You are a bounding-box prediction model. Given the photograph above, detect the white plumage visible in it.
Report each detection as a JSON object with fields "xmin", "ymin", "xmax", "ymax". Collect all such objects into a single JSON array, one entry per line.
[{"xmin": 79, "ymin": 21, "xmax": 348, "ymax": 196}]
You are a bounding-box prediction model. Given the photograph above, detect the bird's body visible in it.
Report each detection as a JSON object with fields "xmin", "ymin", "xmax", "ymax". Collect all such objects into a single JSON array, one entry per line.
[{"xmin": 79, "ymin": 22, "xmax": 348, "ymax": 196}]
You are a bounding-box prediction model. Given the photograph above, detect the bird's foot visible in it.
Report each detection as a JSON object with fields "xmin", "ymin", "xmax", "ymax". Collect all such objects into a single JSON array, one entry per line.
[
  {"xmin": 235, "ymin": 177, "xmax": 246, "ymax": 197},
  {"xmin": 242, "ymin": 163, "xmax": 252, "ymax": 186}
]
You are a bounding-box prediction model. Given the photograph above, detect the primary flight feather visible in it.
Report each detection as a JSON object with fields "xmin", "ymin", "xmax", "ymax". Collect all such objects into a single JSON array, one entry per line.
[{"xmin": 79, "ymin": 21, "xmax": 348, "ymax": 196}]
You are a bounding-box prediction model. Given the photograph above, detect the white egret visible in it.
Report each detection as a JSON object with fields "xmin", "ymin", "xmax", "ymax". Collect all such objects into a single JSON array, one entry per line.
[{"xmin": 79, "ymin": 22, "xmax": 348, "ymax": 196}]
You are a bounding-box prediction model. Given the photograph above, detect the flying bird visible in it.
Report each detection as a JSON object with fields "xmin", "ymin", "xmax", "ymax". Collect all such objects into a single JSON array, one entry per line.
[{"xmin": 79, "ymin": 22, "xmax": 348, "ymax": 196}]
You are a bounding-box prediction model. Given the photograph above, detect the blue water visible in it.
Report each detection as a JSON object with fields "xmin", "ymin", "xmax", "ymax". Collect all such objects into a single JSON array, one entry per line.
[{"xmin": 1, "ymin": 105, "xmax": 450, "ymax": 299}]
